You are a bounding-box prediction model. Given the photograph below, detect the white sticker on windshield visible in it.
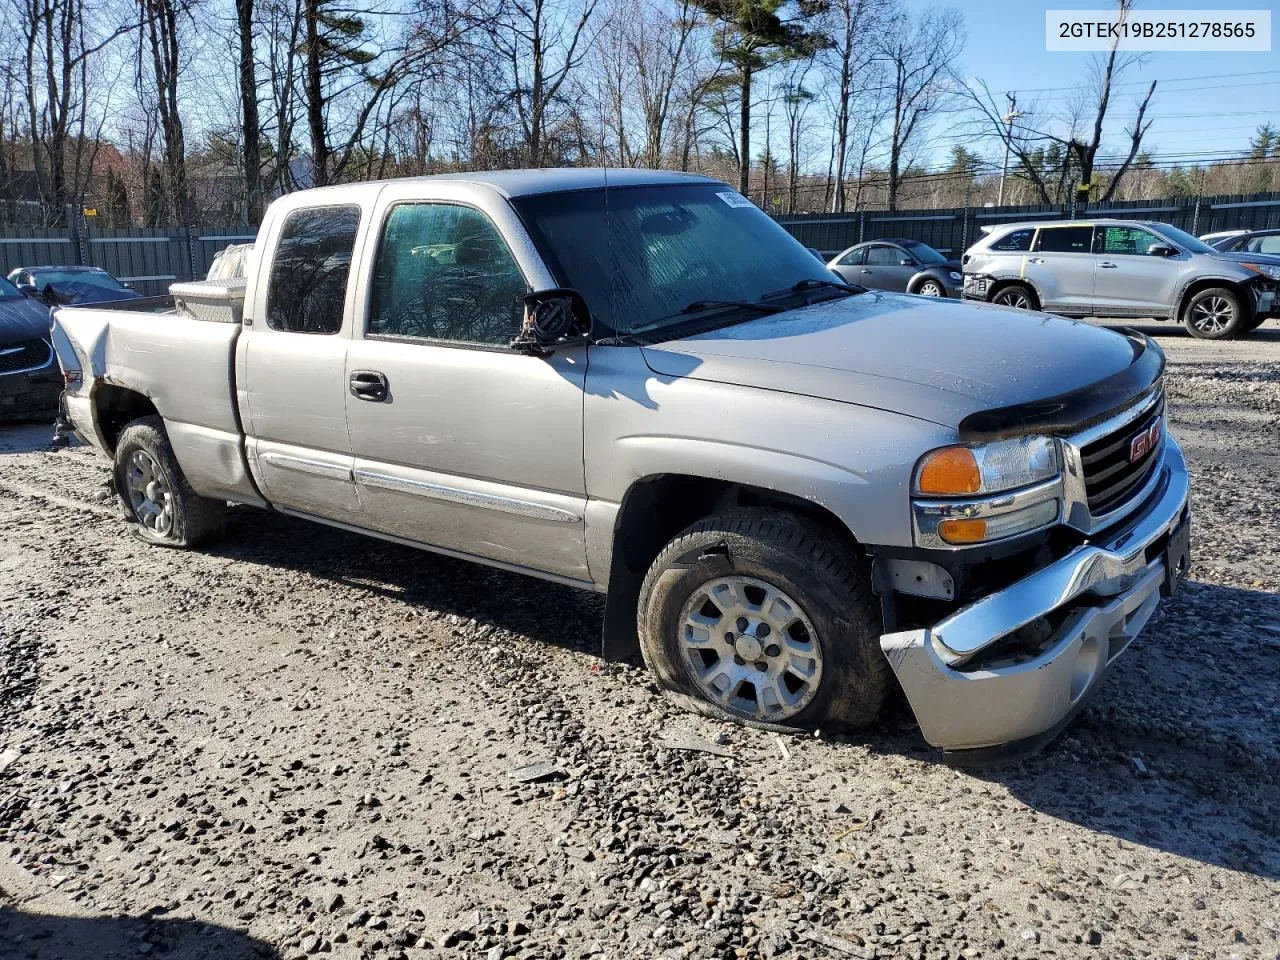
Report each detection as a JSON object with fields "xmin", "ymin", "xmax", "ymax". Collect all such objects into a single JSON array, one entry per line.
[{"xmin": 716, "ymin": 191, "xmax": 755, "ymax": 209}]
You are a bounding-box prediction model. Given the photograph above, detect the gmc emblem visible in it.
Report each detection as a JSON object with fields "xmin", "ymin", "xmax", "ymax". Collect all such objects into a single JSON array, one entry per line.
[{"xmin": 1128, "ymin": 420, "xmax": 1161, "ymax": 463}]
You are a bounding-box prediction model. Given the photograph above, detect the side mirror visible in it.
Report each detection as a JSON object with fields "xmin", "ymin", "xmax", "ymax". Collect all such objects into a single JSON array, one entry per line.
[
  {"xmin": 1149, "ymin": 244, "xmax": 1178, "ymax": 257},
  {"xmin": 16, "ymin": 282, "xmax": 39, "ymax": 299},
  {"xmin": 511, "ymin": 288, "xmax": 591, "ymax": 355}
]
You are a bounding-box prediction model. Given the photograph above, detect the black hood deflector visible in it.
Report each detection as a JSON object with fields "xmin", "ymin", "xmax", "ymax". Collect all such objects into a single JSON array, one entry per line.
[{"xmin": 957, "ymin": 331, "xmax": 1164, "ymax": 441}]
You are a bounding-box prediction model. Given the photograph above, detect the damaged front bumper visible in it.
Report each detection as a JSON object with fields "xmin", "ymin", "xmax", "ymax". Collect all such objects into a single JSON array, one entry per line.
[{"xmin": 880, "ymin": 435, "xmax": 1190, "ymax": 760}]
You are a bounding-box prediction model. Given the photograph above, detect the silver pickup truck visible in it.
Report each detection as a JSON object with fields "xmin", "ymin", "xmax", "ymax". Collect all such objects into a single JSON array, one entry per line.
[{"xmin": 51, "ymin": 169, "xmax": 1192, "ymax": 761}]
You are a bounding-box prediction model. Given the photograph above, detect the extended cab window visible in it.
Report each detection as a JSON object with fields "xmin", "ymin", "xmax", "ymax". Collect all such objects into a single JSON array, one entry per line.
[
  {"xmin": 266, "ymin": 205, "xmax": 360, "ymax": 334},
  {"xmin": 368, "ymin": 203, "xmax": 528, "ymax": 346},
  {"xmin": 1099, "ymin": 225, "xmax": 1164, "ymax": 256},
  {"xmin": 989, "ymin": 228, "xmax": 1033, "ymax": 251},
  {"xmin": 1033, "ymin": 226, "xmax": 1093, "ymax": 253}
]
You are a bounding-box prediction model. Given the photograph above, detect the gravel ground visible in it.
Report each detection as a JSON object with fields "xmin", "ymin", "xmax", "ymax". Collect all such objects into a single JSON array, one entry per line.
[{"xmin": 1, "ymin": 321, "xmax": 1278, "ymax": 960}]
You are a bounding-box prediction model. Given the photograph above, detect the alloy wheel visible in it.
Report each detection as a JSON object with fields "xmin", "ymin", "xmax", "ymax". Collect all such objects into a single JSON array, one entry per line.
[
  {"xmin": 676, "ymin": 575, "xmax": 823, "ymax": 722},
  {"xmin": 1190, "ymin": 296, "xmax": 1234, "ymax": 335},
  {"xmin": 918, "ymin": 281, "xmax": 944, "ymax": 297},
  {"xmin": 993, "ymin": 289, "xmax": 1031, "ymax": 309},
  {"xmin": 124, "ymin": 450, "xmax": 174, "ymax": 536}
]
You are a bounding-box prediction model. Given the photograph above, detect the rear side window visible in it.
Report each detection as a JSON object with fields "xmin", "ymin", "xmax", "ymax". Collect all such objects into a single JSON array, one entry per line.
[
  {"xmin": 266, "ymin": 205, "xmax": 361, "ymax": 334},
  {"xmin": 989, "ymin": 228, "xmax": 1033, "ymax": 252},
  {"xmin": 1033, "ymin": 226, "xmax": 1093, "ymax": 253},
  {"xmin": 837, "ymin": 247, "xmax": 866, "ymax": 266},
  {"xmin": 865, "ymin": 245, "xmax": 903, "ymax": 266}
]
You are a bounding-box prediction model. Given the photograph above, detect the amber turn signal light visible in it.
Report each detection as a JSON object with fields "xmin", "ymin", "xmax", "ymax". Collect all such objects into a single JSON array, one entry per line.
[
  {"xmin": 938, "ymin": 518, "xmax": 987, "ymax": 544},
  {"xmin": 916, "ymin": 447, "xmax": 981, "ymax": 495}
]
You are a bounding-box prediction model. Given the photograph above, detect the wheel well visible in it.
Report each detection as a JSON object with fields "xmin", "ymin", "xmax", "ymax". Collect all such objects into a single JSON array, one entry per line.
[
  {"xmin": 599, "ymin": 475, "xmax": 861, "ymax": 660},
  {"xmin": 987, "ymin": 278, "xmax": 1039, "ymax": 308},
  {"xmin": 1177, "ymin": 278, "xmax": 1250, "ymax": 322},
  {"xmin": 93, "ymin": 385, "xmax": 158, "ymax": 453}
]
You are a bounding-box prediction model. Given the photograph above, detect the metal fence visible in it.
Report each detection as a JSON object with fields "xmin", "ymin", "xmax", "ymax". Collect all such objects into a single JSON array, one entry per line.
[
  {"xmin": 0, "ymin": 224, "xmax": 256, "ymax": 295},
  {"xmin": 775, "ymin": 191, "xmax": 1280, "ymax": 259}
]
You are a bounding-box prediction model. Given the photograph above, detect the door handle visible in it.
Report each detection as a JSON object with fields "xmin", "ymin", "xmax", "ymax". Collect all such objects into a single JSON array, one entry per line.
[
  {"xmin": 1099, "ymin": 261, "xmax": 1118, "ymax": 268},
  {"xmin": 860, "ymin": 268, "xmax": 872, "ymax": 273},
  {"xmin": 349, "ymin": 370, "xmax": 389, "ymax": 402},
  {"xmin": 1028, "ymin": 257, "xmax": 1046, "ymax": 264}
]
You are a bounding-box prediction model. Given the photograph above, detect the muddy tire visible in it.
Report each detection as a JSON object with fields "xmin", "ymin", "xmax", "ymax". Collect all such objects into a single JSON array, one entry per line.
[
  {"xmin": 637, "ymin": 509, "xmax": 891, "ymax": 732},
  {"xmin": 113, "ymin": 415, "xmax": 226, "ymax": 548}
]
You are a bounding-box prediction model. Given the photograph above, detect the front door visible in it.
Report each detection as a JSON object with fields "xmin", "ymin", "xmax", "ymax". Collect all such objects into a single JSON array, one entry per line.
[
  {"xmin": 1024, "ymin": 225, "xmax": 1096, "ymax": 313},
  {"xmin": 860, "ymin": 243, "xmax": 917, "ymax": 291},
  {"xmin": 343, "ymin": 195, "xmax": 590, "ymax": 582},
  {"xmin": 1091, "ymin": 224, "xmax": 1184, "ymax": 317},
  {"xmin": 239, "ymin": 203, "xmax": 365, "ymax": 524}
]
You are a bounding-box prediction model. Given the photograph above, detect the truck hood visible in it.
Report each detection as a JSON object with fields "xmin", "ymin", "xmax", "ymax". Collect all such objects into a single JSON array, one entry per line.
[
  {"xmin": 0, "ymin": 295, "xmax": 52, "ymax": 345},
  {"xmin": 640, "ymin": 292, "xmax": 1141, "ymax": 429}
]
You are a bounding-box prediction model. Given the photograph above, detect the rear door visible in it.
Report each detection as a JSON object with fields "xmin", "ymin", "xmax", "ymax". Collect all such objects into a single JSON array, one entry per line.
[
  {"xmin": 1025, "ymin": 225, "xmax": 1096, "ymax": 313},
  {"xmin": 1091, "ymin": 224, "xmax": 1184, "ymax": 317},
  {"xmin": 238, "ymin": 202, "xmax": 366, "ymax": 523},
  {"xmin": 342, "ymin": 183, "xmax": 590, "ymax": 581}
]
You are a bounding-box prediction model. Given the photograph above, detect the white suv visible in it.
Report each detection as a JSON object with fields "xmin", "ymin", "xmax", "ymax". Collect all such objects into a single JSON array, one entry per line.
[{"xmin": 963, "ymin": 219, "xmax": 1280, "ymax": 340}]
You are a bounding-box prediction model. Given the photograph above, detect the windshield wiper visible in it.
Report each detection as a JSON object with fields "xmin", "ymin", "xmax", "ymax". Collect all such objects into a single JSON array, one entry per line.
[
  {"xmin": 630, "ymin": 299, "xmax": 785, "ymax": 335},
  {"xmin": 764, "ymin": 278, "xmax": 866, "ymax": 299}
]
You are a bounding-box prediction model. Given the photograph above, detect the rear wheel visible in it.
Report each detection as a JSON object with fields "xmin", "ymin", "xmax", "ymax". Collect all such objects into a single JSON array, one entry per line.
[
  {"xmin": 1183, "ymin": 286, "xmax": 1246, "ymax": 340},
  {"xmin": 991, "ymin": 283, "xmax": 1037, "ymax": 310},
  {"xmin": 637, "ymin": 509, "xmax": 891, "ymax": 731},
  {"xmin": 113, "ymin": 415, "xmax": 226, "ymax": 548}
]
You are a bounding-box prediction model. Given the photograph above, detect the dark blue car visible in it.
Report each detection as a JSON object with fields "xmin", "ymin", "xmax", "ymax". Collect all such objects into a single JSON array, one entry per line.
[{"xmin": 0, "ymin": 275, "xmax": 60, "ymax": 419}]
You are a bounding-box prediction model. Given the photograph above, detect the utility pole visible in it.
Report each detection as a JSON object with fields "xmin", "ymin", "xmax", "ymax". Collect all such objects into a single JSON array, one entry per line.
[{"xmin": 997, "ymin": 93, "xmax": 1022, "ymax": 206}]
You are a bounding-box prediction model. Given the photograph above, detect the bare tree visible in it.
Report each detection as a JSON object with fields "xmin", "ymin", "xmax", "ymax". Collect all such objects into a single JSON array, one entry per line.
[
  {"xmin": 876, "ymin": 4, "xmax": 962, "ymax": 210},
  {"xmin": 137, "ymin": 0, "xmax": 193, "ymax": 223},
  {"xmin": 821, "ymin": 0, "xmax": 889, "ymax": 211},
  {"xmin": 490, "ymin": 0, "xmax": 601, "ymax": 167}
]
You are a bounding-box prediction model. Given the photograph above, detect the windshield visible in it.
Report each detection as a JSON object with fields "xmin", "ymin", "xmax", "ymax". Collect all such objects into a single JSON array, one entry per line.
[
  {"xmin": 1152, "ymin": 224, "xmax": 1215, "ymax": 254},
  {"xmin": 32, "ymin": 269, "xmax": 126, "ymax": 292},
  {"xmin": 513, "ymin": 183, "xmax": 843, "ymax": 337},
  {"xmin": 902, "ymin": 241, "xmax": 947, "ymax": 264},
  {"xmin": 0, "ymin": 276, "xmax": 23, "ymax": 301}
]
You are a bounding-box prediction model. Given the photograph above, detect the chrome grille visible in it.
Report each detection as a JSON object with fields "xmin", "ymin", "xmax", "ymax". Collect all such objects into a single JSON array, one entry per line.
[
  {"xmin": 0, "ymin": 339, "xmax": 51, "ymax": 375},
  {"xmin": 1079, "ymin": 393, "xmax": 1165, "ymax": 516}
]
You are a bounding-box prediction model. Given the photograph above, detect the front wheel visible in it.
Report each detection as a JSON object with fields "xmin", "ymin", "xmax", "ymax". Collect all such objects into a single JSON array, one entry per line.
[
  {"xmin": 637, "ymin": 510, "xmax": 891, "ymax": 731},
  {"xmin": 915, "ymin": 279, "xmax": 946, "ymax": 297},
  {"xmin": 113, "ymin": 415, "xmax": 226, "ymax": 547},
  {"xmin": 1183, "ymin": 287, "xmax": 1246, "ymax": 340}
]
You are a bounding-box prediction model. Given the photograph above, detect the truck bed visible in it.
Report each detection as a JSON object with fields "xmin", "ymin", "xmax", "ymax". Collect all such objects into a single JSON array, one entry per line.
[{"xmin": 52, "ymin": 286, "xmax": 262, "ymax": 506}]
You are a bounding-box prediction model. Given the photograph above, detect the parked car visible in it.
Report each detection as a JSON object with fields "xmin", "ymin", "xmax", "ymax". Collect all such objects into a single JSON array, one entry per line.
[
  {"xmin": 963, "ymin": 219, "xmax": 1280, "ymax": 339},
  {"xmin": 7, "ymin": 265, "xmax": 144, "ymax": 307},
  {"xmin": 0, "ymin": 274, "xmax": 60, "ymax": 419},
  {"xmin": 50, "ymin": 170, "xmax": 1191, "ymax": 761},
  {"xmin": 828, "ymin": 239, "xmax": 962, "ymax": 297},
  {"xmin": 1199, "ymin": 228, "xmax": 1249, "ymax": 248},
  {"xmin": 1202, "ymin": 227, "xmax": 1280, "ymax": 255}
]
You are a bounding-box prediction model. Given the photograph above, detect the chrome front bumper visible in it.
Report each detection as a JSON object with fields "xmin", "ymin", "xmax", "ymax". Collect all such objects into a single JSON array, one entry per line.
[{"xmin": 880, "ymin": 436, "xmax": 1190, "ymax": 755}]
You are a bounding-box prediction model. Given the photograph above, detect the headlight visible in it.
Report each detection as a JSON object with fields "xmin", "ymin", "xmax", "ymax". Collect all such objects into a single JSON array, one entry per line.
[
  {"xmin": 912, "ymin": 436, "xmax": 1062, "ymax": 547},
  {"xmin": 915, "ymin": 436, "xmax": 1060, "ymax": 496},
  {"xmin": 1242, "ymin": 262, "xmax": 1280, "ymax": 281},
  {"xmin": 948, "ymin": 271, "xmax": 962, "ymax": 282}
]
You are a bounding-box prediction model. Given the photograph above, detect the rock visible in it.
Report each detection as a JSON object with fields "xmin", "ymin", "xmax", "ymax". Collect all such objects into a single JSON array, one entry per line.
[
  {"xmin": 802, "ymin": 929, "xmax": 868, "ymax": 957},
  {"xmin": 509, "ymin": 760, "xmax": 566, "ymax": 783},
  {"xmin": 1128, "ymin": 756, "xmax": 1148, "ymax": 775},
  {"xmin": 1110, "ymin": 871, "xmax": 1147, "ymax": 891},
  {"xmin": 1086, "ymin": 929, "xmax": 1103, "ymax": 946},
  {"xmin": 1020, "ymin": 928, "xmax": 1040, "ymax": 944}
]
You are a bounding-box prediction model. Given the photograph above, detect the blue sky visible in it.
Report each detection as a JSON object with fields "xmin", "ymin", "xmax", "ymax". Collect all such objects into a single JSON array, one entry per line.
[{"xmin": 907, "ymin": 0, "xmax": 1279, "ymax": 164}]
